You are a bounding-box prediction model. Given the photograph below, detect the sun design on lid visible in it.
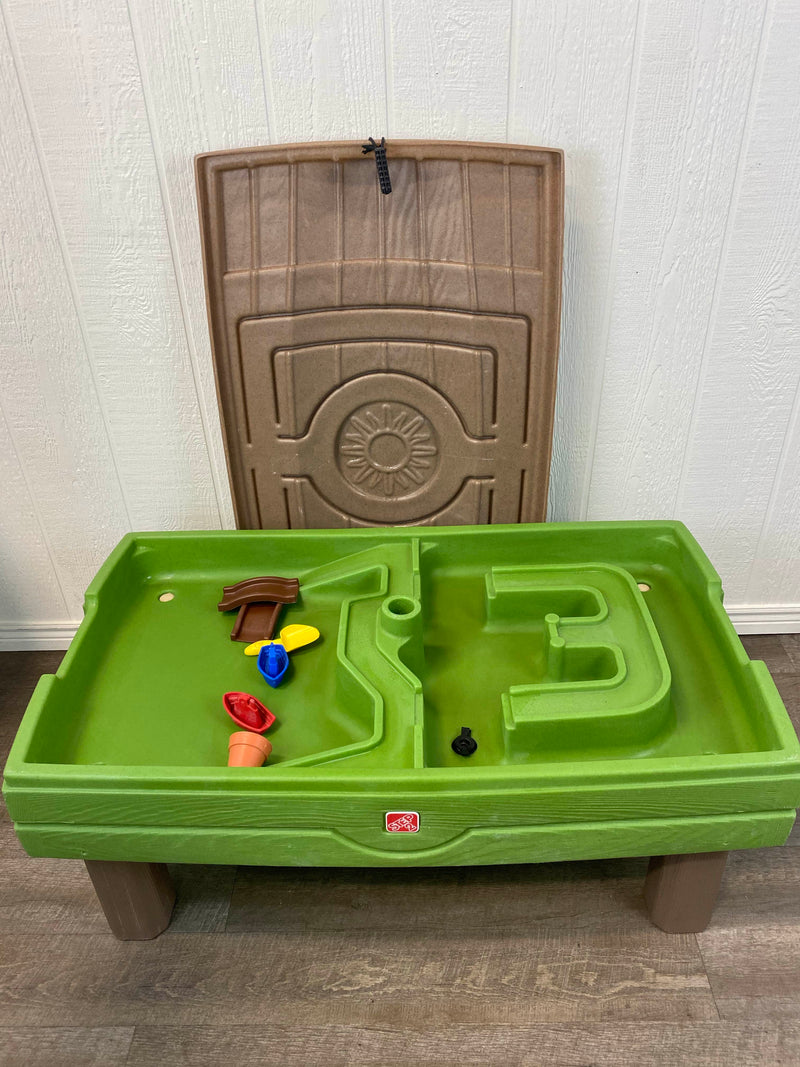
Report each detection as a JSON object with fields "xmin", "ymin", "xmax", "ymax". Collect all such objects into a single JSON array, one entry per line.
[{"xmin": 338, "ymin": 402, "xmax": 438, "ymax": 498}]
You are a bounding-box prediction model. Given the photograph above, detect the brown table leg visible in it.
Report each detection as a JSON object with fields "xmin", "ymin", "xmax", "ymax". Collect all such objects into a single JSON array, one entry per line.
[
  {"xmin": 644, "ymin": 850, "xmax": 728, "ymax": 933},
  {"xmin": 85, "ymin": 860, "xmax": 176, "ymax": 940}
]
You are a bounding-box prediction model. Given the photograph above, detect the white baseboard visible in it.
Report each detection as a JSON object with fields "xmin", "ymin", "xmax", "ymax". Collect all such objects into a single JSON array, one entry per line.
[
  {"xmin": 0, "ymin": 622, "xmax": 80, "ymax": 651},
  {"xmin": 725, "ymin": 604, "xmax": 800, "ymax": 635},
  {"xmin": 2, "ymin": 604, "xmax": 800, "ymax": 651}
]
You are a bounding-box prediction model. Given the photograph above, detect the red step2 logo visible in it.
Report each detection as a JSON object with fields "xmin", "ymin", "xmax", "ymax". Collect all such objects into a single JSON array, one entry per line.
[{"xmin": 385, "ymin": 811, "xmax": 420, "ymax": 833}]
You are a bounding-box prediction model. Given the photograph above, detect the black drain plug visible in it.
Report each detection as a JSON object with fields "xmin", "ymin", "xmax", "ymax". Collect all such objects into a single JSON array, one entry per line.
[{"xmin": 451, "ymin": 726, "xmax": 478, "ymax": 757}]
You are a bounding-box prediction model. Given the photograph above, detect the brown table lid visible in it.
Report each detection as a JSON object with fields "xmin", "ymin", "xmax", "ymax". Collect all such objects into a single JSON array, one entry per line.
[{"xmin": 196, "ymin": 139, "xmax": 563, "ymax": 528}]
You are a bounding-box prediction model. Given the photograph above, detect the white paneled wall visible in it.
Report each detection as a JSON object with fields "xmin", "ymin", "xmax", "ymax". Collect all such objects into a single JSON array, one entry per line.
[{"xmin": 0, "ymin": 0, "xmax": 798, "ymax": 646}]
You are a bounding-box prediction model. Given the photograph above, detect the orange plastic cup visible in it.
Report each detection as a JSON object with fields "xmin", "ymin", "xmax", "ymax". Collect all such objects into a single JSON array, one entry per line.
[{"xmin": 228, "ymin": 730, "xmax": 272, "ymax": 767}]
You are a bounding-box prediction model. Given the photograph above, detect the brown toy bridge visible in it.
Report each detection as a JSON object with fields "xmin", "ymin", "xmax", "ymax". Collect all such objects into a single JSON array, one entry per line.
[{"xmin": 217, "ymin": 576, "xmax": 300, "ymax": 643}]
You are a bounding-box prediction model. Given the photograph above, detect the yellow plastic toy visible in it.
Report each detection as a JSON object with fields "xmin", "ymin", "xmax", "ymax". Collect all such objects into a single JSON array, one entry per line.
[{"xmin": 244, "ymin": 624, "xmax": 320, "ymax": 657}]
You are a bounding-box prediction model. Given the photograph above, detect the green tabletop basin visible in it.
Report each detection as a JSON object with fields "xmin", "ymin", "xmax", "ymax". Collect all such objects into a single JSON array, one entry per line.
[{"xmin": 4, "ymin": 521, "xmax": 800, "ymax": 867}]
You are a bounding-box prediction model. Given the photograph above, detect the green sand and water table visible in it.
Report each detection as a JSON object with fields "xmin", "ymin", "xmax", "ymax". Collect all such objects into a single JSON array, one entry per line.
[{"xmin": 4, "ymin": 521, "xmax": 800, "ymax": 868}]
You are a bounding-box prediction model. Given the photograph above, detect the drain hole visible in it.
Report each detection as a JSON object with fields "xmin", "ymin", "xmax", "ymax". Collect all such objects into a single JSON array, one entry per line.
[
  {"xmin": 637, "ymin": 582, "xmax": 651, "ymax": 593},
  {"xmin": 386, "ymin": 596, "xmax": 416, "ymax": 616},
  {"xmin": 158, "ymin": 592, "xmax": 175, "ymax": 602}
]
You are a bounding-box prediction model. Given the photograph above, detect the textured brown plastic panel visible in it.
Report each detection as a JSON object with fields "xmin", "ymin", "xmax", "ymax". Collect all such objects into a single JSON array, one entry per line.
[{"xmin": 195, "ymin": 140, "xmax": 563, "ymax": 528}]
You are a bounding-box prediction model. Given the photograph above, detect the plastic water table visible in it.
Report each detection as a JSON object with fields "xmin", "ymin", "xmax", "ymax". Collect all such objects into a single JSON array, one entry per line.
[{"xmin": 4, "ymin": 521, "xmax": 800, "ymax": 939}]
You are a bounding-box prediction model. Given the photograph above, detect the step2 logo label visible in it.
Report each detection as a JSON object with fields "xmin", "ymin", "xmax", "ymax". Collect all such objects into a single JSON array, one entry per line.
[{"xmin": 385, "ymin": 811, "xmax": 420, "ymax": 833}]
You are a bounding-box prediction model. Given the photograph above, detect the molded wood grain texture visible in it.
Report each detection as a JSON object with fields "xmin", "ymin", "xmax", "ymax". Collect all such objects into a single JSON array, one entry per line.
[
  {"xmin": 196, "ymin": 141, "xmax": 563, "ymax": 528},
  {"xmin": 1, "ymin": 0, "xmax": 799, "ymax": 635},
  {"xmin": 124, "ymin": 0, "xmax": 275, "ymax": 530},
  {"xmin": 389, "ymin": 0, "xmax": 512, "ymax": 140},
  {"xmin": 5, "ymin": 0, "xmax": 220, "ymax": 530},
  {"xmin": 84, "ymin": 859, "xmax": 175, "ymax": 940},
  {"xmin": 752, "ymin": 396, "xmax": 800, "ymax": 607},
  {"xmin": 644, "ymin": 850, "xmax": 728, "ymax": 933},
  {"xmin": 256, "ymin": 0, "xmax": 386, "ymax": 142},
  {"xmin": 730, "ymin": 1, "xmax": 800, "ymax": 609},
  {"xmin": 508, "ymin": 0, "xmax": 639, "ymax": 522},
  {"xmin": 587, "ymin": 0, "xmax": 767, "ymax": 520},
  {"xmin": 0, "ymin": 410, "xmax": 65, "ymax": 624},
  {"xmin": 4, "ymin": 650, "xmax": 800, "ymax": 1059},
  {"xmin": 0, "ymin": 5, "xmax": 129, "ymax": 617},
  {"xmin": 0, "ymin": 823, "xmax": 235, "ymax": 937},
  {"xmin": 677, "ymin": 0, "xmax": 800, "ymax": 605}
]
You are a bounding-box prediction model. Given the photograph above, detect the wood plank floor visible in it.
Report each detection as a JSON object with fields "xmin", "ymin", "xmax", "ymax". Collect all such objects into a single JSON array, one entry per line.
[{"xmin": 1, "ymin": 638, "xmax": 799, "ymax": 1066}]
